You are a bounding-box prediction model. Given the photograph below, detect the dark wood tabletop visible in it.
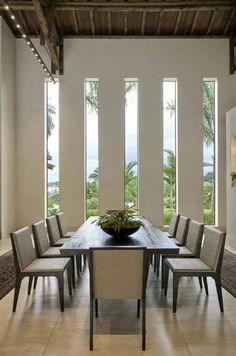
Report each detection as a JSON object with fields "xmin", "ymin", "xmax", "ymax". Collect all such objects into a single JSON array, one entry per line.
[{"xmin": 60, "ymin": 216, "xmax": 179, "ymax": 256}]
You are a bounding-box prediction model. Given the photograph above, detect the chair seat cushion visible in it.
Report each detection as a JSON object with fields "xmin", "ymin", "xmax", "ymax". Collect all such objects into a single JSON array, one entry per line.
[
  {"xmin": 178, "ymin": 246, "xmax": 194, "ymax": 256},
  {"xmin": 170, "ymin": 238, "xmax": 183, "ymax": 246},
  {"xmin": 64, "ymin": 231, "xmax": 74, "ymax": 238},
  {"xmin": 165, "ymin": 258, "xmax": 212, "ymax": 273},
  {"xmin": 54, "ymin": 238, "xmax": 69, "ymax": 246},
  {"xmin": 42, "ymin": 247, "xmax": 61, "ymax": 257},
  {"xmin": 23, "ymin": 258, "xmax": 70, "ymax": 273}
]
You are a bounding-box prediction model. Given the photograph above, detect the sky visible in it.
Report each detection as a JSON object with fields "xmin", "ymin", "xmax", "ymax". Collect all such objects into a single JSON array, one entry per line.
[{"xmin": 47, "ymin": 81, "xmax": 214, "ymax": 184}]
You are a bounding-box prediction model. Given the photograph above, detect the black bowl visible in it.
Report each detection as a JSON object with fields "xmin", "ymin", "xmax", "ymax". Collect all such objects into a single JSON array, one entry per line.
[{"xmin": 101, "ymin": 226, "xmax": 140, "ymax": 237}]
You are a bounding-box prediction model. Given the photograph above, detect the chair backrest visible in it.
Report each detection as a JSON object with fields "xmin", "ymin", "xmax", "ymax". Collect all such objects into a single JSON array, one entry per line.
[
  {"xmin": 175, "ymin": 215, "xmax": 190, "ymax": 245},
  {"xmin": 56, "ymin": 212, "xmax": 67, "ymax": 238},
  {"xmin": 89, "ymin": 247, "xmax": 149, "ymax": 299},
  {"xmin": 200, "ymin": 227, "xmax": 226, "ymax": 272},
  {"xmin": 46, "ymin": 216, "xmax": 61, "ymax": 245},
  {"xmin": 10, "ymin": 227, "xmax": 36, "ymax": 272},
  {"xmin": 32, "ymin": 220, "xmax": 50, "ymax": 256},
  {"xmin": 168, "ymin": 213, "xmax": 180, "ymax": 237},
  {"xmin": 185, "ymin": 220, "xmax": 204, "ymax": 256}
]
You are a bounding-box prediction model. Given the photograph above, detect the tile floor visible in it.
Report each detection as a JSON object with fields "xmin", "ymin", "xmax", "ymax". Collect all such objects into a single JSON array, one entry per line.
[{"xmin": 1, "ymin": 238, "xmax": 236, "ymax": 355}]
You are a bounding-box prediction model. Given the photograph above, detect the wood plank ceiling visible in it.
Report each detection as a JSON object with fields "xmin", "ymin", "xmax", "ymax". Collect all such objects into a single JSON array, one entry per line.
[{"xmin": 1, "ymin": 0, "xmax": 236, "ymax": 38}]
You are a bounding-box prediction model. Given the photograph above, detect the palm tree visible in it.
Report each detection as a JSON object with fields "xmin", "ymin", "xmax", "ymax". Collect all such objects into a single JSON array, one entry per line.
[
  {"xmin": 125, "ymin": 161, "xmax": 137, "ymax": 185},
  {"xmin": 85, "ymin": 81, "xmax": 137, "ymax": 114},
  {"xmin": 89, "ymin": 162, "xmax": 137, "ymax": 185},
  {"xmin": 164, "ymin": 149, "xmax": 176, "ymax": 210},
  {"xmin": 47, "ymin": 103, "xmax": 56, "ymax": 137},
  {"xmin": 89, "ymin": 167, "xmax": 99, "ymax": 182}
]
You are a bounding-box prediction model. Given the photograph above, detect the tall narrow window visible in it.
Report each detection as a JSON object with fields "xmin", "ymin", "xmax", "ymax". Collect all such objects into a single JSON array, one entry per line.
[
  {"xmin": 125, "ymin": 79, "xmax": 139, "ymax": 209},
  {"xmin": 163, "ymin": 80, "xmax": 177, "ymax": 225},
  {"xmin": 85, "ymin": 80, "xmax": 99, "ymax": 218},
  {"xmin": 203, "ymin": 80, "xmax": 217, "ymax": 225},
  {"xmin": 46, "ymin": 80, "xmax": 59, "ymax": 216}
]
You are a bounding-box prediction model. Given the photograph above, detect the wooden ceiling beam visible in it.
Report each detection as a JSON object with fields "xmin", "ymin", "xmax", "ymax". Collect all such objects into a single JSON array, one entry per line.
[
  {"xmin": 32, "ymin": 0, "xmax": 59, "ymax": 70},
  {"xmin": 224, "ymin": 9, "xmax": 236, "ymax": 35},
  {"xmin": 157, "ymin": 10, "xmax": 163, "ymax": 35},
  {"xmin": 108, "ymin": 12, "xmax": 112, "ymax": 35},
  {"xmin": 190, "ymin": 10, "xmax": 199, "ymax": 35},
  {"xmin": 206, "ymin": 9, "xmax": 217, "ymax": 35},
  {"xmin": 73, "ymin": 10, "xmax": 79, "ymax": 34},
  {"xmin": 5, "ymin": 1, "xmax": 236, "ymax": 12},
  {"xmin": 174, "ymin": 11, "xmax": 182, "ymax": 35},
  {"xmin": 89, "ymin": 10, "xmax": 95, "ymax": 35},
  {"xmin": 141, "ymin": 11, "xmax": 146, "ymax": 35}
]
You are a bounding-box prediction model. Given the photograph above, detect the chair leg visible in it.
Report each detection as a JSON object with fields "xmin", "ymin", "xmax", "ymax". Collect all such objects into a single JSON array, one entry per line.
[
  {"xmin": 95, "ymin": 299, "xmax": 98, "ymax": 318},
  {"xmin": 70, "ymin": 257, "xmax": 75, "ymax": 288},
  {"xmin": 76, "ymin": 255, "xmax": 81, "ymax": 278},
  {"xmin": 173, "ymin": 275, "xmax": 180, "ymax": 313},
  {"xmin": 142, "ymin": 297, "xmax": 146, "ymax": 351},
  {"xmin": 13, "ymin": 277, "xmax": 22, "ymax": 312},
  {"xmin": 153, "ymin": 254, "xmax": 157, "ymax": 272},
  {"xmin": 33, "ymin": 277, "xmax": 38, "ymax": 289},
  {"xmin": 90, "ymin": 298, "xmax": 94, "ymax": 351},
  {"xmin": 137, "ymin": 299, "xmax": 140, "ymax": 318},
  {"xmin": 162, "ymin": 257, "xmax": 166, "ymax": 289},
  {"xmin": 164, "ymin": 264, "xmax": 170, "ymax": 296},
  {"xmin": 57, "ymin": 274, "xmax": 64, "ymax": 312},
  {"xmin": 198, "ymin": 277, "xmax": 203, "ymax": 289},
  {"xmin": 203, "ymin": 276, "xmax": 209, "ymax": 296},
  {"xmin": 156, "ymin": 254, "xmax": 160, "ymax": 278},
  {"xmin": 214, "ymin": 276, "xmax": 224, "ymax": 312},
  {"xmin": 67, "ymin": 263, "xmax": 73, "ymax": 296},
  {"xmin": 28, "ymin": 277, "xmax": 33, "ymax": 295}
]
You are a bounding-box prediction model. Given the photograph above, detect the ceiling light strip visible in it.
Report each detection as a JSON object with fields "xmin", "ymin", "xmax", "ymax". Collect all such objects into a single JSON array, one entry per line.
[{"xmin": 4, "ymin": 1, "xmax": 55, "ymax": 83}]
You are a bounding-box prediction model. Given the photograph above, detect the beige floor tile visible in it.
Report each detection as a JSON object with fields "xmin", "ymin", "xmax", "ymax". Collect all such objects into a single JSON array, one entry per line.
[
  {"xmin": 0, "ymin": 342, "xmax": 46, "ymax": 356},
  {"xmin": 1, "ymin": 260, "xmax": 236, "ymax": 355}
]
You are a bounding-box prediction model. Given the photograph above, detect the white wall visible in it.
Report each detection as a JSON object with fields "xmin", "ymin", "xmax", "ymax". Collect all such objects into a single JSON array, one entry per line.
[
  {"xmin": 16, "ymin": 40, "xmax": 46, "ymax": 229},
  {"xmin": 0, "ymin": 18, "xmax": 16, "ymax": 238},
  {"xmin": 226, "ymin": 107, "xmax": 236, "ymax": 251},
  {"xmin": 16, "ymin": 38, "xmax": 236, "ymax": 230}
]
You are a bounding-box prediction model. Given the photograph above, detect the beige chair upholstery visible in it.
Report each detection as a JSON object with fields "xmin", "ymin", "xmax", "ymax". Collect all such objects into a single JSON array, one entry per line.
[
  {"xmin": 171, "ymin": 215, "xmax": 189, "ymax": 245},
  {"xmin": 164, "ymin": 226, "xmax": 226, "ymax": 313},
  {"xmin": 56, "ymin": 212, "xmax": 75, "ymax": 238},
  {"xmin": 10, "ymin": 226, "xmax": 72, "ymax": 312},
  {"xmin": 12, "ymin": 227, "xmax": 36, "ymax": 271},
  {"xmin": 185, "ymin": 220, "xmax": 204, "ymax": 256},
  {"xmin": 46, "ymin": 216, "xmax": 68, "ymax": 246},
  {"xmin": 32, "ymin": 220, "xmax": 76, "ymax": 288},
  {"xmin": 161, "ymin": 220, "xmax": 204, "ymax": 288},
  {"xmin": 32, "ymin": 220, "xmax": 50, "ymax": 255},
  {"xmin": 92, "ymin": 249, "xmax": 144, "ymax": 299},
  {"xmin": 200, "ymin": 227, "xmax": 224, "ymax": 271},
  {"xmin": 89, "ymin": 247, "xmax": 149, "ymax": 351},
  {"xmin": 168, "ymin": 213, "xmax": 180, "ymax": 237}
]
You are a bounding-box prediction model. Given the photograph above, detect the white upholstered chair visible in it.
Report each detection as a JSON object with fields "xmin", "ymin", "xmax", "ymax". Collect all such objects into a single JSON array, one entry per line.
[
  {"xmin": 88, "ymin": 247, "xmax": 149, "ymax": 351},
  {"xmin": 164, "ymin": 226, "xmax": 226, "ymax": 313},
  {"xmin": 10, "ymin": 226, "xmax": 72, "ymax": 312}
]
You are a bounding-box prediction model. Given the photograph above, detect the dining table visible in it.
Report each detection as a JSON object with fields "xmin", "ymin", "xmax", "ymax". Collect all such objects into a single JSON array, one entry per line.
[{"xmin": 59, "ymin": 216, "xmax": 179, "ymax": 257}]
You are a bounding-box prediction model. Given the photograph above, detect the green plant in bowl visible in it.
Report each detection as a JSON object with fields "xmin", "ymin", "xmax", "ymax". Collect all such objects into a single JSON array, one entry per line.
[{"xmin": 93, "ymin": 208, "xmax": 144, "ymax": 236}]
